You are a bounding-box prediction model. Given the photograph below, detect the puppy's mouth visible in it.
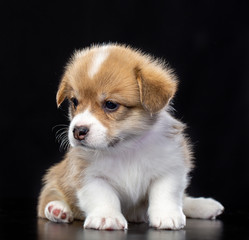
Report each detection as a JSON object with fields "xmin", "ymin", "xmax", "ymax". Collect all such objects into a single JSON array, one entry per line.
[
  {"xmin": 107, "ymin": 138, "xmax": 121, "ymax": 148},
  {"xmin": 78, "ymin": 141, "xmax": 96, "ymax": 150},
  {"xmin": 75, "ymin": 138, "xmax": 121, "ymax": 150}
]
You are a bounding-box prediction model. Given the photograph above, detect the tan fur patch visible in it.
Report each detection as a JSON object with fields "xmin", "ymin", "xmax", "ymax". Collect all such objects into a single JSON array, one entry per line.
[{"xmin": 38, "ymin": 149, "xmax": 89, "ymax": 220}]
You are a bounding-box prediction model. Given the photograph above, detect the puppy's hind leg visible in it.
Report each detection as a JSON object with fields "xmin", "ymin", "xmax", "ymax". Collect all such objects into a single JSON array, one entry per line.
[
  {"xmin": 38, "ymin": 187, "xmax": 73, "ymax": 223},
  {"xmin": 183, "ymin": 196, "xmax": 224, "ymax": 220}
]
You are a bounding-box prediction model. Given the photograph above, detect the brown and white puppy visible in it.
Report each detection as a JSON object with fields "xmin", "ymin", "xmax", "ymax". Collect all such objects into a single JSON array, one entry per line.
[{"xmin": 38, "ymin": 44, "xmax": 224, "ymax": 230}]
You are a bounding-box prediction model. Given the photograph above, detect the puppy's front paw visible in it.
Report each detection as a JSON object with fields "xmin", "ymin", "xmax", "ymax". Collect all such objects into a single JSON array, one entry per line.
[
  {"xmin": 149, "ymin": 208, "xmax": 186, "ymax": 230},
  {"xmin": 45, "ymin": 201, "xmax": 73, "ymax": 223},
  {"xmin": 84, "ymin": 213, "xmax": 128, "ymax": 230}
]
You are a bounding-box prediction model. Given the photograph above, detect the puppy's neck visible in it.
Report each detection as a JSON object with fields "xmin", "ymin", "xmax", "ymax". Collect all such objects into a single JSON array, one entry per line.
[{"xmin": 106, "ymin": 110, "xmax": 170, "ymax": 153}]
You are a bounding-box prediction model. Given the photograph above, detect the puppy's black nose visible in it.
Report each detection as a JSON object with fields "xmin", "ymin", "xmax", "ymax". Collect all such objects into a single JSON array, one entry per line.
[{"xmin": 73, "ymin": 126, "xmax": 89, "ymax": 140}]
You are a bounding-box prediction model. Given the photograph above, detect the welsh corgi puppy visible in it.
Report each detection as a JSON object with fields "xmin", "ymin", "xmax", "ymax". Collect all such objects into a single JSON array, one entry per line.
[{"xmin": 38, "ymin": 44, "xmax": 224, "ymax": 230}]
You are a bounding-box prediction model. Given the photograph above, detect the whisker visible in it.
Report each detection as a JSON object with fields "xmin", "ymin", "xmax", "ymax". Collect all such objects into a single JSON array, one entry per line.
[
  {"xmin": 56, "ymin": 130, "xmax": 68, "ymax": 141},
  {"xmin": 52, "ymin": 124, "xmax": 68, "ymax": 132},
  {"xmin": 53, "ymin": 124, "xmax": 70, "ymax": 152},
  {"xmin": 59, "ymin": 135, "xmax": 70, "ymax": 152}
]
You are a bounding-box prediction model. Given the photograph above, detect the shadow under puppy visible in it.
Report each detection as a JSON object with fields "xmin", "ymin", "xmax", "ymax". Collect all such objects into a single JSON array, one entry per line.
[{"xmin": 38, "ymin": 44, "xmax": 224, "ymax": 230}]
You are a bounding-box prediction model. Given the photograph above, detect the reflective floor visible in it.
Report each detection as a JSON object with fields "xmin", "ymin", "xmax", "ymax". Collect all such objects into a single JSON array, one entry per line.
[
  {"xmin": 0, "ymin": 199, "xmax": 248, "ymax": 240},
  {"xmin": 36, "ymin": 219, "xmax": 223, "ymax": 240}
]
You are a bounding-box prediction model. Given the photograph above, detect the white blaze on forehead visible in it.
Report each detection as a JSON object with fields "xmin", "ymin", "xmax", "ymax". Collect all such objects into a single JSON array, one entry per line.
[{"xmin": 88, "ymin": 46, "xmax": 110, "ymax": 79}]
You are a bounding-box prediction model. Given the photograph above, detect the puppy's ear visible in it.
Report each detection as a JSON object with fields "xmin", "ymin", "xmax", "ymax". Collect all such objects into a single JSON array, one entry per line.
[
  {"xmin": 56, "ymin": 76, "xmax": 68, "ymax": 107},
  {"xmin": 136, "ymin": 64, "xmax": 177, "ymax": 114}
]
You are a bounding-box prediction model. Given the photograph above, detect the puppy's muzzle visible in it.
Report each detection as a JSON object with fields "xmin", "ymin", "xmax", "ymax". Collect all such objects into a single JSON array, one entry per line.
[{"xmin": 73, "ymin": 126, "xmax": 89, "ymax": 141}]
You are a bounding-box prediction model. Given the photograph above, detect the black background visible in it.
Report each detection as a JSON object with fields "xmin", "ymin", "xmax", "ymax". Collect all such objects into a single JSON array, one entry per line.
[{"xmin": 1, "ymin": 0, "xmax": 248, "ymax": 214}]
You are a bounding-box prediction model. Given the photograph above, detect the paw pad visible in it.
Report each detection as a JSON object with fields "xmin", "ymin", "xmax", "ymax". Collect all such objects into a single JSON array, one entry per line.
[{"xmin": 45, "ymin": 201, "xmax": 73, "ymax": 223}]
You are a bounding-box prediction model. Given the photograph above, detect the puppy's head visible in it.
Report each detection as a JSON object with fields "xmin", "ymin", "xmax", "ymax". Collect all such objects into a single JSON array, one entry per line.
[{"xmin": 57, "ymin": 44, "xmax": 177, "ymax": 150}]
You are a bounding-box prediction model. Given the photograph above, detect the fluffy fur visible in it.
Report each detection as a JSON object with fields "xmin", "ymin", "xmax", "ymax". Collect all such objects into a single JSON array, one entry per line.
[{"xmin": 38, "ymin": 44, "xmax": 224, "ymax": 230}]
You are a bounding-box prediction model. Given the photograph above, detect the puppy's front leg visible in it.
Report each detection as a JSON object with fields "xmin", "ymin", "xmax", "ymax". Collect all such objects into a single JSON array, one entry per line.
[
  {"xmin": 148, "ymin": 174, "xmax": 186, "ymax": 230},
  {"xmin": 77, "ymin": 178, "xmax": 128, "ymax": 230}
]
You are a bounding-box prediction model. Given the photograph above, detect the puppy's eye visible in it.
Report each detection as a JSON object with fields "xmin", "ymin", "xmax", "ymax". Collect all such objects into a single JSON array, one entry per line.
[
  {"xmin": 71, "ymin": 97, "xmax": 78, "ymax": 109},
  {"xmin": 104, "ymin": 101, "xmax": 119, "ymax": 112}
]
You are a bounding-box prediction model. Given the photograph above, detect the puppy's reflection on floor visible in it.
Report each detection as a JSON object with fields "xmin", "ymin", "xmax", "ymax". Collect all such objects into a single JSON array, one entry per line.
[
  {"xmin": 37, "ymin": 219, "xmax": 127, "ymax": 240},
  {"xmin": 37, "ymin": 218, "xmax": 223, "ymax": 240},
  {"xmin": 146, "ymin": 219, "xmax": 222, "ymax": 240}
]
